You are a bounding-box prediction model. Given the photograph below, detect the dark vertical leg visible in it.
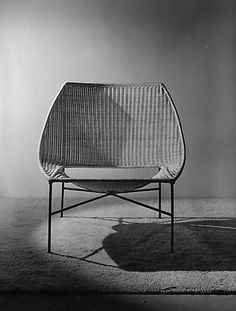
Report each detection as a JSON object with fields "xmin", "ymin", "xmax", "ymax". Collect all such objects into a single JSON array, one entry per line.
[
  {"xmin": 159, "ymin": 182, "xmax": 162, "ymax": 218},
  {"xmin": 170, "ymin": 183, "xmax": 174, "ymax": 253},
  {"xmin": 60, "ymin": 182, "xmax": 64, "ymax": 218},
  {"xmin": 48, "ymin": 181, "xmax": 53, "ymax": 253}
]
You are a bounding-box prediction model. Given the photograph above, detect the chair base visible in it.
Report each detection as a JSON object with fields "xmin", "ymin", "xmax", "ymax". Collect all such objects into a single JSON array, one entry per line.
[{"xmin": 47, "ymin": 181, "xmax": 175, "ymax": 254}]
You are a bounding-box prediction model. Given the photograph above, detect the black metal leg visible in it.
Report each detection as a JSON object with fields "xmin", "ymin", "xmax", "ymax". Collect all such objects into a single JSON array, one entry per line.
[
  {"xmin": 170, "ymin": 183, "xmax": 174, "ymax": 253},
  {"xmin": 159, "ymin": 182, "xmax": 162, "ymax": 218},
  {"xmin": 60, "ymin": 182, "xmax": 64, "ymax": 218},
  {"xmin": 48, "ymin": 181, "xmax": 53, "ymax": 253}
]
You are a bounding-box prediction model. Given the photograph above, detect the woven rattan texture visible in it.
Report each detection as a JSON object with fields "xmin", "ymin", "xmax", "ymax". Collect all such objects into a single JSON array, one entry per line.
[{"xmin": 39, "ymin": 83, "xmax": 185, "ymax": 184}]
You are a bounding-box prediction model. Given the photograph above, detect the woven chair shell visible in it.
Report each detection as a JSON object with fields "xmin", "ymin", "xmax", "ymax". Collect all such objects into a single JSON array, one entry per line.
[{"xmin": 38, "ymin": 82, "xmax": 185, "ymax": 192}]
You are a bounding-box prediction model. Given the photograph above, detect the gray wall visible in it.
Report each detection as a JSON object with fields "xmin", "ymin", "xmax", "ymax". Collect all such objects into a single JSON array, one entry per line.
[{"xmin": 0, "ymin": 0, "xmax": 235, "ymax": 198}]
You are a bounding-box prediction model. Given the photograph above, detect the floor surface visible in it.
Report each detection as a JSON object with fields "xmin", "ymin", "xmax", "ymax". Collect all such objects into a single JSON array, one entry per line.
[
  {"xmin": 0, "ymin": 294, "xmax": 236, "ymax": 311},
  {"xmin": 0, "ymin": 197, "xmax": 235, "ymax": 309}
]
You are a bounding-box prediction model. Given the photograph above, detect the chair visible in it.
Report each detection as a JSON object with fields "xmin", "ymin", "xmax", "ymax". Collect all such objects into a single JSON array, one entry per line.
[{"xmin": 38, "ymin": 82, "xmax": 186, "ymax": 253}]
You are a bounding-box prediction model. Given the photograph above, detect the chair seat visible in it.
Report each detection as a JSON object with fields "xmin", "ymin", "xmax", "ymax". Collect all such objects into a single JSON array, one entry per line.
[
  {"xmin": 72, "ymin": 180, "xmax": 151, "ymax": 193},
  {"xmin": 47, "ymin": 164, "xmax": 181, "ymax": 192}
]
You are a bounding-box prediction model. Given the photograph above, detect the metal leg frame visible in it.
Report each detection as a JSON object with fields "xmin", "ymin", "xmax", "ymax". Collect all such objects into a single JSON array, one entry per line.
[
  {"xmin": 47, "ymin": 181, "xmax": 175, "ymax": 253},
  {"xmin": 159, "ymin": 182, "xmax": 162, "ymax": 218},
  {"xmin": 60, "ymin": 182, "xmax": 64, "ymax": 218},
  {"xmin": 170, "ymin": 182, "xmax": 174, "ymax": 253},
  {"xmin": 48, "ymin": 181, "xmax": 53, "ymax": 253}
]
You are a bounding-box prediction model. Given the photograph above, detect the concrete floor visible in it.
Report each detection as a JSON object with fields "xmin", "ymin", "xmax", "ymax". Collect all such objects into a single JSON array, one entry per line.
[{"xmin": 0, "ymin": 294, "xmax": 236, "ymax": 311}]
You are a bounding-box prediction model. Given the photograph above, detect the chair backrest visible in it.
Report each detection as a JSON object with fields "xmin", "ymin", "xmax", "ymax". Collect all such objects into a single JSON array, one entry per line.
[{"xmin": 39, "ymin": 82, "xmax": 185, "ymax": 177}]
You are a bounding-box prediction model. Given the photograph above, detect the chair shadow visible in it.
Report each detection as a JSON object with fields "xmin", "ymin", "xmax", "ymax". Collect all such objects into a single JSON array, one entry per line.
[
  {"xmin": 101, "ymin": 218, "xmax": 236, "ymax": 272},
  {"xmin": 55, "ymin": 216, "xmax": 236, "ymax": 272}
]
